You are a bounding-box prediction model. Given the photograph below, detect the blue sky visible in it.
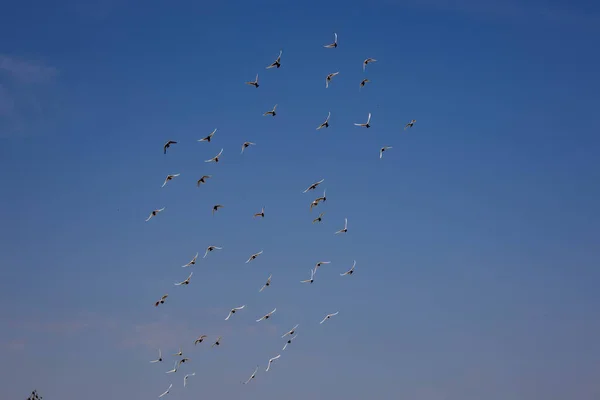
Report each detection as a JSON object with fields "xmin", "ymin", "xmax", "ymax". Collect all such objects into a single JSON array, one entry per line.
[{"xmin": 1, "ymin": 0, "xmax": 599, "ymax": 399}]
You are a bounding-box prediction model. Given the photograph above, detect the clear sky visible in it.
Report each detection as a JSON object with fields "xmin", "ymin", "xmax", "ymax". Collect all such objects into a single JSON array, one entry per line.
[{"xmin": 1, "ymin": 1, "xmax": 599, "ymax": 399}]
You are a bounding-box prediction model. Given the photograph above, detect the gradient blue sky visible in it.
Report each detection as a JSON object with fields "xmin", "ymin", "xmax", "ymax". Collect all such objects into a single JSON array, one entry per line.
[{"xmin": 1, "ymin": 1, "xmax": 599, "ymax": 399}]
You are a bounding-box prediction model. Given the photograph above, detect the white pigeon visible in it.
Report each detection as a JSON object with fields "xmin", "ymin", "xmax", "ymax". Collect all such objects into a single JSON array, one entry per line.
[
  {"xmin": 243, "ymin": 366, "xmax": 259, "ymax": 384},
  {"xmin": 340, "ymin": 260, "xmax": 356, "ymax": 276},
  {"xmin": 300, "ymin": 268, "xmax": 316, "ymax": 284},
  {"xmin": 282, "ymin": 334, "xmax": 297, "ymax": 351},
  {"xmin": 241, "ymin": 141, "xmax": 256, "ymax": 154},
  {"xmin": 325, "ymin": 72, "xmax": 339, "ymax": 88},
  {"xmin": 256, "ymin": 308, "xmax": 277, "ymax": 322},
  {"xmin": 159, "ymin": 383, "xmax": 173, "ymax": 398},
  {"xmin": 211, "ymin": 336, "xmax": 222, "ymax": 347},
  {"xmin": 205, "ymin": 148, "xmax": 223, "ymax": 163},
  {"xmin": 281, "ymin": 324, "xmax": 299, "ymax": 338},
  {"xmin": 316, "ymin": 112, "xmax": 331, "ymax": 130},
  {"xmin": 266, "ymin": 50, "xmax": 282, "ymax": 69},
  {"xmin": 324, "ymin": 32, "xmax": 338, "ymax": 48},
  {"xmin": 263, "ymin": 104, "xmax": 278, "ymax": 116},
  {"xmin": 145, "ymin": 207, "xmax": 165, "ymax": 222},
  {"xmin": 175, "ymin": 272, "xmax": 193, "ymax": 286},
  {"xmin": 259, "ymin": 274, "xmax": 272, "ymax": 292},
  {"xmin": 184, "ymin": 372, "xmax": 195, "ymax": 387},
  {"xmin": 246, "ymin": 74, "xmax": 259, "ymax": 88},
  {"xmin": 335, "ymin": 218, "xmax": 348, "ymax": 234},
  {"xmin": 303, "ymin": 178, "xmax": 325, "ymax": 193},
  {"xmin": 363, "ymin": 58, "xmax": 377, "ymax": 71},
  {"xmin": 380, "ymin": 146, "xmax": 392, "ymax": 159},
  {"xmin": 173, "ymin": 347, "xmax": 183, "ymax": 357},
  {"xmin": 225, "ymin": 305, "xmax": 246, "ymax": 321},
  {"xmin": 354, "ymin": 112, "xmax": 371, "ymax": 128},
  {"xmin": 165, "ymin": 361, "xmax": 178, "ymax": 374},
  {"xmin": 314, "ymin": 260, "xmax": 331, "ymax": 273},
  {"xmin": 181, "ymin": 252, "xmax": 199, "ymax": 268},
  {"xmin": 161, "ymin": 173, "xmax": 180, "ymax": 188},
  {"xmin": 265, "ymin": 354, "xmax": 281, "ymax": 372},
  {"xmin": 246, "ymin": 250, "xmax": 263, "ymax": 263},
  {"xmin": 150, "ymin": 348, "xmax": 163, "ymax": 363},
  {"xmin": 198, "ymin": 128, "xmax": 217, "ymax": 143},
  {"xmin": 204, "ymin": 245, "xmax": 223, "ymax": 258},
  {"xmin": 404, "ymin": 119, "xmax": 416, "ymax": 129},
  {"xmin": 320, "ymin": 311, "xmax": 339, "ymax": 324}
]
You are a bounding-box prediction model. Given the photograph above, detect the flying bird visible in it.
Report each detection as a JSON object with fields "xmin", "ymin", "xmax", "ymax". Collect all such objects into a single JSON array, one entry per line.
[
  {"xmin": 203, "ymin": 245, "xmax": 223, "ymax": 258},
  {"xmin": 314, "ymin": 261, "xmax": 331, "ymax": 273},
  {"xmin": 324, "ymin": 32, "xmax": 338, "ymax": 48},
  {"xmin": 259, "ymin": 274, "xmax": 272, "ymax": 292},
  {"xmin": 325, "ymin": 72, "xmax": 339, "ymax": 88},
  {"xmin": 194, "ymin": 335, "xmax": 207, "ymax": 345},
  {"xmin": 205, "ymin": 148, "xmax": 223, "ymax": 163},
  {"xmin": 282, "ymin": 334, "xmax": 297, "ymax": 351},
  {"xmin": 159, "ymin": 383, "xmax": 173, "ymax": 398},
  {"xmin": 380, "ymin": 146, "xmax": 392, "ymax": 159},
  {"xmin": 177, "ymin": 358, "xmax": 190, "ymax": 367},
  {"xmin": 165, "ymin": 361, "xmax": 178, "ymax": 374},
  {"xmin": 184, "ymin": 373, "xmax": 195, "ymax": 387},
  {"xmin": 320, "ymin": 311, "xmax": 339, "ymax": 324},
  {"xmin": 266, "ymin": 354, "xmax": 281, "ymax": 372},
  {"xmin": 281, "ymin": 324, "xmax": 299, "ymax": 338},
  {"xmin": 198, "ymin": 129, "xmax": 217, "ymax": 143},
  {"xmin": 256, "ymin": 308, "xmax": 277, "ymax": 322},
  {"xmin": 161, "ymin": 174, "xmax": 180, "ymax": 188},
  {"xmin": 266, "ymin": 50, "xmax": 282, "ymax": 69},
  {"xmin": 263, "ymin": 104, "xmax": 278, "ymax": 116},
  {"xmin": 212, "ymin": 204, "xmax": 224, "ymax": 215},
  {"xmin": 303, "ymin": 178, "xmax": 325, "ymax": 193},
  {"xmin": 363, "ymin": 58, "xmax": 377, "ymax": 71},
  {"xmin": 173, "ymin": 348, "xmax": 183, "ymax": 357},
  {"xmin": 341, "ymin": 260, "xmax": 356, "ymax": 276},
  {"xmin": 246, "ymin": 74, "xmax": 259, "ymax": 88},
  {"xmin": 197, "ymin": 175, "xmax": 211, "ymax": 186},
  {"xmin": 163, "ymin": 140, "xmax": 177, "ymax": 154},
  {"xmin": 211, "ymin": 336, "xmax": 222, "ymax": 347},
  {"xmin": 225, "ymin": 305, "xmax": 246, "ymax": 321},
  {"xmin": 145, "ymin": 207, "xmax": 165, "ymax": 222},
  {"xmin": 155, "ymin": 294, "xmax": 168, "ymax": 307},
  {"xmin": 360, "ymin": 78, "xmax": 371, "ymax": 89},
  {"xmin": 246, "ymin": 250, "xmax": 263, "ymax": 263},
  {"xmin": 404, "ymin": 119, "xmax": 416, "ymax": 129},
  {"xmin": 243, "ymin": 366, "xmax": 259, "ymax": 384},
  {"xmin": 300, "ymin": 268, "xmax": 316, "ymax": 284},
  {"xmin": 253, "ymin": 207, "xmax": 265, "ymax": 218},
  {"xmin": 241, "ymin": 141, "xmax": 256, "ymax": 154},
  {"xmin": 175, "ymin": 272, "xmax": 193, "ymax": 286},
  {"xmin": 335, "ymin": 218, "xmax": 348, "ymax": 234},
  {"xmin": 354, "ymin": 112, "xmax": 372, "ymax": 128},
  {"xmin": 150, "ymin": 349, "xmax": 163, "ymax": 363},
  {"xmin": 181, "ymin": 252, "xmax": 199, "ymax": 268},
  {"xmin": 316, "ymin": 112, "xmax": 331, "ymax": 130},
  {"xmin": 312, "ymin": 212, "xmax": 325, "ymax": 223}
]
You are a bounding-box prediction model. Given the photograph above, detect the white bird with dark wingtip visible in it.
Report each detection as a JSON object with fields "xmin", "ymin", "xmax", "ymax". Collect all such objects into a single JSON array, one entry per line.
[
  {"xmin": 282, "ymin": 334, "xmax": 297, "ymax": 351},
  {"xmin": 404, "ymin": 119, "xmax": 416, "ymax": 130},
  {"xmin": 316, "ymin": 112, "xmax": 331, "ymax": 130},
  {"xmin": 303, "ymin": 178, "xmax": 324, "ymax": 193},
  {"xmin": 256, "ymin": 308, "xmax": 277, "ymax": 322},
  {"xmin": 162, "ymin": 173, "xmax": 180, "ymax": 188},
  {"xmin": 165, "ymin": 361, "xmax": 178, "ymax": 374},
  {"xmin": 159, "ymin": 383, "xmax": 173, "ymax": 398},
  {"xmin": 225, "ymin": 305, "xmax": 246, "ymax": 321},
  {"xmin": 363, "ymin": 58, "xmax": 377, "ymax": 71},
  {"xmin": 325, "ymin": 72, "xmax": 339, "ymax": 88},
  {"xmin": 246, "ymin": 250, "xmax": 263, "ymax": 263},
  {"xmin": 263, "ymin": 104, "xmax": 278, "ymax": 116},
  {"xmin": 150, "ymin": 349, "xmax": 163, "ymax": 363},
  {"xmin": 300, "ymin": 268, "xmax": 316, "ymax": 284},
  {"xmin": 241, "ymin": 141, "xmax": 256, "ymax": 154},
  {"xmin": 173, "ymin": 347, "xmax": 183, "ymax": 357},
  {"xmin": 175, "ymin": 272, "xmax": 193, "ymax": 286},
  {"xmin": 205, "ymin": 148, "xmax": 223, "ymax": 163},
  {"xmin": 146, "ymin": 207, "xmax": 165, "ymax": 222},
  {"xmin": 314, "ymin": 260, "xmax": 331, "ymax": 273},
  {"xmin": 198, "ymin": 129, "xmax": 217, "ymax": 143},
  {"xmin": 184, "ymin": 372, "xmax": 195, "ymax": 387},
  {"xmin": 265, "ymin": 354, "xmax": 281, "ymax": 372},
  {"xmin": 320, "ymin": 311, "xmax": 339, "ymax": 324},
  {"xmin": 354, "ymin": 112, "xmax": 371, "ymax": 128},
  {"xmin": 335, "ymin": 218, "xmax": 348, "ymax": 234},
  {"xmin": 243, "ymin": 366, "xmax": 259, "ymax": 384},
  {"xmin": 259, "ymin": 274, "xmax": 272, "ymax": 292},
  {"xmin": 380, "ymin": 146, "xmax": 392, "ymax": 159},
  {"xmin": 341, "ymin": 260, "xmax": 356, "ymax": 276},
  {"xmin": 324, "ymin": 32, "xmax": 338, "ymax": 48},
  {"xmin": 266, "ymin": 50, "xmax": 282, "ymax": 69},
  {"xmin": 281, "ymin": 324, "xmax": 299, "ymax": 338},
  {"xmin": 181, "ymin": 252, "xmax": 199, "ymax": 268},
  {"xmin": 204, "ymin": 245, "xmax": 223, "ymax": 258},
  {"xmin": 246, "ymin": 74, "xmax": 259, "ymax": 88}
]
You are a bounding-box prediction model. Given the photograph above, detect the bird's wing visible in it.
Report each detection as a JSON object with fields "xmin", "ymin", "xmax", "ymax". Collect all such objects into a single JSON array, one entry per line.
[
  {"xmin": 145, "ymin": 214, "xmax": 153, "ymax": 221},
  {"xmin": 320, "ymin": 316, "xmax": 327, "ymax": 324},
  {"xmin": 354, "ymin": 123, "xmax": 363, "ymax": 127},
  {"xmin": 380, "ymin": 149, "xmax": 383, "ymax": 158},
  {"xmin": 217, "ymin": 148, "xmax": 223, "ymax": 157},
  {"xmin": 334, "ymin": 32, "xmax": 337, "ymax": 42},
  {"xmin": 259, "ymin": 284, "xmax": 266, "ymax": 292},
  {"xmin": 344, "ymin": 218, "xmax": 348, "ymax": 229},
  {"xmin": 161, "ymin": 177, "xmax": 169, "ymax": 187},
  {"xmin": 256, "ymin": 316, "xmax": 265, "ymax": 322},
  {"xmin": 367, "ymin": 113, "xmax": 371, "ymax": 123},
  {"xmin": 270, "ymin": 308, "xmax": 277, "ymax": 315},
  {"xmin": 225, "ymin": 311, "xmax": 232, "ymax": 321}
]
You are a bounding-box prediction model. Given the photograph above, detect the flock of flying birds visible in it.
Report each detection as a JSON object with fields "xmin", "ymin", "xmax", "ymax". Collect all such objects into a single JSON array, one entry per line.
[{"xmin": 147, "ymin": 32, "xmax": 416, "ymax": 398}]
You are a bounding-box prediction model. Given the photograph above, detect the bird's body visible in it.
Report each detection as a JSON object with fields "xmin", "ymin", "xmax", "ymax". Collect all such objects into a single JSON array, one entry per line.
[
  {"xmin": 380, "ymin": 146, "xmax": 392, "ymax": 159},
  {"xmin": 360, "ymin": 78, "xmax": 371, "ymax": 89},
  {"xmin": 341, "ymin": 260, "xmax": 356, "ymax": 276},
  {"xmin": 325, "ymin": 72, "xmax": 339, "ymax": 88},
  {"xmin": 282, "ymin": 334, "xmax": 297, "ymax": 351},
  {"xmin": 161, "ymin": 173, "xmax": 180, "ymax": 188},
  {"xmin": 303, "ymin": 178, "xmax": 325, "ymax": 193},
  {"xmin": 241, "ymin": 141, "xmax": 256, "ymax": 154},
  {"xmin": 163, "ymin": 140, "xmax": 177, "ymax": 154},
  {"xmin": 197, "ymin": 175, "xmax": 211, "ymax": 186},
  {"xmin": 150, "ymin": 349, "xmax": 163, "ymax": 363},
  {"xmin": 324, "ymin": 32, "xmax": 338, "ymax": 48},
  {"xmin": 211, "ymin": 336, "xmax": 222, "ymax": 347},
  {"xmin": 246, "ymin": 250, "xmax": 263, "ymax": 263},
  {"xmin": 263, "ymin": 104, "xmax": 278, "ymax": 116},
  {"xmin": 194, "ymin": 335, "xmax": 207, "ymax": 345},
  {"xmin": 404, "ymin": 119, "xmax": 416, "ymax": 130},
  {"xmin": 335, "ymin": 217, "xmax": 348, "ymax": 234},
  {"xmin": 175, "ymin": 272, "xmax": 193, "ymax": 286},
  {"xmin": 281, "ymin": 324, "xmax": 299, "ymax": 338},
  {"xmin": 204, "ymin": 245, "xmax": 223, "ymax": 258},
  {"xmin": 300, "ymin": 268, "xmax": 316, "ymax": 284},
  {"xmin": 225, "ymin": 305, "xmax": 246, "ymax": 321},
  {"xmin": 354, "ymin": 112, "xmax": 372, "ymax": 128},
  {"xmin": 146, "ymin": 207, "xmax": 165, "ymax": 222},
  {"xmin": 246, "ymin": 74, "xmax": 259, "ymax": 88},
  {"xmin": 363, "ymin": 58, "xmax": 377, "ymax": 71},
  {"xmin": 212, "ymin": 204, "xmax": 224, "ymax": 215},
  {"xmin": 256, "ymin": 308, "xmax": 277, "ymax": 322},
  {"xmin": 198, "ymin": 129, "xmax": 217, "ymax": 143},
  {"xmin": 316, "ymin": 112, "xmax": 331, "ymax": 130},
  {"xmin": 253, "ymin": 207, "xmax": 265, "ymax": 218},
  {"xmin": 314, "ymin": 261, "xmax": 331, "ymax": 273},
  {"xmin": 205, "ymin": 148, "xmax": 223, "ymax": 163},
  {"xmin": 181, "ymin": 252, "xmax": 199, "ymax": 268},
  {"xmin": 165, "ymin": 361, "xmax": 178, "ymax": 374},
  {"xmin": 266, "ymin": 50, "xmax": 282, "ymax": 69},
  {"xmin": 312, "ymin": 212, "xmax": 325, "ymax": 223},
  {"xmin": 259, "ymin": 274, "xmax": 272, "ymax": 292},
  {"xmin": 320, "ymin": 311, "xmax": 339, "ymax": 324}
]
